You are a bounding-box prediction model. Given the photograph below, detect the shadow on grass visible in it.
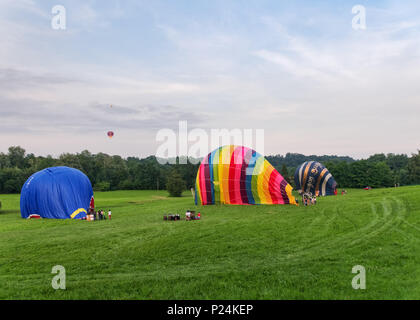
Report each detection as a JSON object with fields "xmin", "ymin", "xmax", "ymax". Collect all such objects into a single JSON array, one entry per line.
[{"xmin": 0, "ymin": 209, "xmax": 20, "ymax": 215}]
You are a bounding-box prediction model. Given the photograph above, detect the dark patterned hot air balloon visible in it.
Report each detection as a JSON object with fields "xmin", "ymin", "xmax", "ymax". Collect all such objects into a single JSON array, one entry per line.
[
  {"xmin": 294, "ymin": 161, "xmax": 337, "ymax": 196},
  {"xmin": 195, "ymin": 145, "xmax": 297, "ymax": 205},
  {"xmin": 107, "ymin": 131, "xmax": 114, "ymax": 139}
]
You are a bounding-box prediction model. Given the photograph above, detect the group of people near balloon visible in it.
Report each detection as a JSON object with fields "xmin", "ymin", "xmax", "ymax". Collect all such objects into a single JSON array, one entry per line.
[
  {"xmin": 84, "ymin": 208, "xmax": 112, "ymax": 221},
  {"xmin": 163, "ymin": 210, "xmax": 201, "ymax": 221},
  {"xmin": 301, "ymin": 192, "xmax": 317, "ymax": 206},
  {"xmin": 185, "ymin": 210, "xmax": 201, "ymax": 221}
]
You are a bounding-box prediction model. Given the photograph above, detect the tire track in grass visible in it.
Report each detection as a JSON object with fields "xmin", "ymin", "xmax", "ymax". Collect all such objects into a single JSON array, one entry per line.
[
  {"xmin": 302, "ymin": 205, "xmax": 330, "ymax": 230},
  {"xmin": 392, "ymin": 197, "xmax": 420, "ymax": 241},
  {"xmin": 344, "ymin": 197, "xmax": 403, "ymax": 247},
  {"xmin": 288, "ymin": 202, "xmax": 380, "ymax": 258},
  {"xmin": 277, "ymin": 196, "xmax": 409, "ymax": 264},
  {"xmin": 296, "ymin": 202, "xmax": 341, "ymax": 249}
]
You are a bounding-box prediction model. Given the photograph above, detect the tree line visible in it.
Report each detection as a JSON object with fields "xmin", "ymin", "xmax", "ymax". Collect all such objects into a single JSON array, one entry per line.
[
  {"xmin": 0, "ymin": 146, "xmax": 419, "ymax": 194},
  {"xmin": 276, "ymin": 152, "xmax": 420, "ymax": 189},
  {"xmin": 0, "ymin": 146, "xmax": 199, "ymax": 194}
]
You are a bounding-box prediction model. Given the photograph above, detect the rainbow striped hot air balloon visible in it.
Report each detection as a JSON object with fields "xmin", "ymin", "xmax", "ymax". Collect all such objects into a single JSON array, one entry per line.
[{"xmin": 195, "ymin": 145, "xmax": 297, "ymax": 205}]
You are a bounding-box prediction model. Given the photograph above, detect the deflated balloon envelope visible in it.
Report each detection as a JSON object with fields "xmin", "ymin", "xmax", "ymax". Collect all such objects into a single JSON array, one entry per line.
[{"xmin": 294, "ymin": 161, "xmax": 337, "ymax": 196}]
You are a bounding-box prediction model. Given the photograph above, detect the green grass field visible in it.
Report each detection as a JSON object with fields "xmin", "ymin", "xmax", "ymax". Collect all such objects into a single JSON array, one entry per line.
[{"xmin": 0, "ymin": 187, "xmax": 419, "ymax": 299}]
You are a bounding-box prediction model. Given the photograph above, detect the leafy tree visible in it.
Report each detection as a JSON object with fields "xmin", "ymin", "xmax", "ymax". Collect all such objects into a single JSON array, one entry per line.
[
  {"xmin": 118, "ymin": 179, "xmax": 135, "ymax": 190},
  {"xmin": 166, "ymin": 170, "xmax": 186, "ymax": 197},
  {"xmin": 0, "ymin": 167, "xmax": 27, "ymax": 193},
  {"xmin": 367, "ymin": 153, "xmax": 387, "ymax": 163},
  {"xmin": 396, "ymin": 168, "xmax": 410, "ymax": 186},
  {"xmin": 8, "ymin": 146, "xmax": 27, "ymax": 169},
  {"xmin": 94, "ymin": 181, "xmax": 111, "ymax": 192},
  {"xmin": 408, "ymin": 151, "xmax": 420, "ymax": 184},
  {"xmin": 36, "ymin": 156, "xmax": 56, "ymax": 171},
  {"xmin": 368, "ymin": 162, "xmax": 394, "ymax": 188},
  {"xmin": 386, "ymin": 153, "xmax": 409, "ymax": 171},
  {"xmin": 280, "ymin": 164, "xmax": 289, "ymax": 179},
  {"xmin": 0, "ymin": 153, "xmax": 8, "ymax": 169}
]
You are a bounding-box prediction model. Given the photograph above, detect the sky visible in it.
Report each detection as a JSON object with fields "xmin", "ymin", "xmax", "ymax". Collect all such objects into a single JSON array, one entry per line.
[{"xmin": 0, "ymin": 0, "xmax": 419, "ymax": 159}]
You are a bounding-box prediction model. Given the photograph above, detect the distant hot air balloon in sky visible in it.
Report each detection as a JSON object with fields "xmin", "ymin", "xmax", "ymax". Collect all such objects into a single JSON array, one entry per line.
[{"xmin": 107, "ymin": 131, "xmax": 114, "ymax": 139}]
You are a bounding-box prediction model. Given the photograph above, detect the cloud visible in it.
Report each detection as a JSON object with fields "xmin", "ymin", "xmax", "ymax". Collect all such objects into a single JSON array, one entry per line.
[
  {"xmin": 254, "ymin": 49, "xmax": 327, "ymax": 79},
  {"xmin": 0, "ymin": 1, "xmax": 419, "ymax": 158},
  {"xmin": 256, "ymin": 12, "xmax": 420, "ymax": 84},
  {"xmin": 0, "ymin": 0, "xmax": 49, "ymax": 19},
  {"xmin": 0, "ymin": 68, "xmax": 81, "ymax": 89},
  {"xmin": 0, "ymin": 95, "xmax": 206, "ymax": 134}
]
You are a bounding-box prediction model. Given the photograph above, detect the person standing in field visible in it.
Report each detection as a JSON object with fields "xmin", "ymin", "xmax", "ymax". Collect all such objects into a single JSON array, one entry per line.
[
  {"xmin": 303, "ymin": 194, "xmax": 309, "ymax": 206},
  {"xmin": 108, "ymin": 209, "xmax": 112, "ymax": 220}
]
